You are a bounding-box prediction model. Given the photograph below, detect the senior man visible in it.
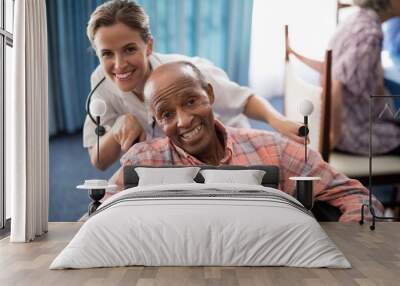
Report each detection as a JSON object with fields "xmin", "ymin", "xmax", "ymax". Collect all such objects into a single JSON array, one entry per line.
[{"xmin": 109, "ymin": 61, "xmax": 382, "ymax": 222}]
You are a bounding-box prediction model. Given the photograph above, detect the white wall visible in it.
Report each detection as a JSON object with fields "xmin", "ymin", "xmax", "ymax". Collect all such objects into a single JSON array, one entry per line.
[{"xmin": 249, "ymin": 0, "xmax": 337, "ymax": 98}]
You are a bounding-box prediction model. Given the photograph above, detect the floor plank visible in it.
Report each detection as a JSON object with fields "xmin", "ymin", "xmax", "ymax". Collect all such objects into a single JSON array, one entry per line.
[{"xmin": 0, "ymin": 222, "xmax": 399, "ymax": 286}]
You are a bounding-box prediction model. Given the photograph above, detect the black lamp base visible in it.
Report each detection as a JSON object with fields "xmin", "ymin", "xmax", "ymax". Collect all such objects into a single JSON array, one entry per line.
[
  {"xmin": 359, "ymin": 202, "xmax": 400, "ymax": 231},
  {"xmin": 295, "ymin": 180, "xmax": 314, "ymax": 210},
  {"xmin": 290, "ymin": 177, "xmax": 320, "ymax": 211},
  {"xmin": 88, "ymin": 189, "xmax": 106, "ymax": 215}
]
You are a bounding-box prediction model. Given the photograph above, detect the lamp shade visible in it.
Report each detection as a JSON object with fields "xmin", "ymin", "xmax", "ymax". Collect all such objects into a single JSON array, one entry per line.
[
  {"xmin": 90, "ymin": 99, "xmax": 107, "ymax": 117},
  {"xmin": 298, "ymin": 99, "xmax": 314, "ymax": 116}
]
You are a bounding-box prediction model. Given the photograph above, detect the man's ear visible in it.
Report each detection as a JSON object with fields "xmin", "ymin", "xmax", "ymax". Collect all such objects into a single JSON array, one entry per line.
[
  {"xmin": 206, "ymin": 83, "xmax": 215, "ymax": 104},
  {"xmin": 146, "ymin": 37, "xmax": 154, "ymax": 56}
]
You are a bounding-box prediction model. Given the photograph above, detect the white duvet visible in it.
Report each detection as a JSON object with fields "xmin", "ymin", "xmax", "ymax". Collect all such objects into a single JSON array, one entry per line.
[{"xmin": 50, "ymin": 183, "xmax": 351, "ymax": 269}]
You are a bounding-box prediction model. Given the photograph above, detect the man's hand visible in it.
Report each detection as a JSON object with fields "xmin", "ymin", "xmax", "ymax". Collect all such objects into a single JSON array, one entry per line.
[
  {"xmin": 112, "ymin": 114, "xmax": 146, "ymax": 152},
  {"xmin": 271, "ymin": 117, "xmax": 305, "ymax": 144}
]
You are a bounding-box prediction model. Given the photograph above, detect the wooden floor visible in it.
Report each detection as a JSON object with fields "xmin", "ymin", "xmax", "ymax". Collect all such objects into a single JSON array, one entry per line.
[{"xmin": 0, "ymin": 222, "xmax": 399, "ymax": 286}]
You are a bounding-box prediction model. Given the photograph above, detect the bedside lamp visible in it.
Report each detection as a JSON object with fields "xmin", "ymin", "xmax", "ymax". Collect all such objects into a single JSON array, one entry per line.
[
  {"xmin": 78, "ymin": 98, "xmax": 116, "ymax": 215},
  {"xmin": 89, "ymin": 98, "xmax": 107, "ymax": 164},
  {"xmin": 85, "ymin": 76, "xmax": 108, "ymax": 164},
  {"xmin": 291, "ymin": 99, "xmax": 320, "ymax": 210},
  {"xmin": 298, "ymin": 99, "xmax": 314, "ymax": 162},
  {"xmin": 78, "ymin": 78, "xmax": 116, "ymax": 216}
]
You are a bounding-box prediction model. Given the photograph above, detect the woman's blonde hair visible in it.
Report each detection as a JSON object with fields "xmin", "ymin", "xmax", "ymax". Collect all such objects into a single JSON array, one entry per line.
[{"xmin": 87, "ymin": 0, "xmax": 151, "ymax": 48}]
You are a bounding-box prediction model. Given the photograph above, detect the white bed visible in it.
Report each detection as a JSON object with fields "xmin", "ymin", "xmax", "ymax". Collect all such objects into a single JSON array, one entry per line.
[{"xmin": 50, "ymin": 183, "xmax": 351, "ymax": 269}]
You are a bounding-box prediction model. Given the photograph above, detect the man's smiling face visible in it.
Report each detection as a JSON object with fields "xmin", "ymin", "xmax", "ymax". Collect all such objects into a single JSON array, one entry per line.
[{"xmin": 145, "ymin": 63, "xmax": 216, "ymax": 157}]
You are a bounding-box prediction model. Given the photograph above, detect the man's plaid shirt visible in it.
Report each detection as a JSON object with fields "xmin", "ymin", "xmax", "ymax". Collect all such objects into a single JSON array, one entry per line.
[{"xmin": 110, "ymin": 120, "xmax": 382, "ymax": 222}]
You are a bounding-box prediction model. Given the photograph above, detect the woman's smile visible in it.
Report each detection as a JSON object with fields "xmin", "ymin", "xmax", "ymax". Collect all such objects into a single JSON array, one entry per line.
[{"xmin": 114, "ymin": 69, "xmax": 136, "ymax": 81}]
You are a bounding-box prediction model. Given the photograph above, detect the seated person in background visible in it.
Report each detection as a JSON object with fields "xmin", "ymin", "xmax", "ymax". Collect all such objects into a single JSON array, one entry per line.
[
  {"xmin": 109, "ymin": 61, "xmax": 383, "ymax": 222},
  {"xmin": 329, "ymin": 0, "xmax": 400, "ymax": 155}
]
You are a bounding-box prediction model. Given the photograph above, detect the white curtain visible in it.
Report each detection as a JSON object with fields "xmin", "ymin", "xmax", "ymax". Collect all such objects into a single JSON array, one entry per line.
[
  {"xmin": 249, "ymin": 0, "xmax": 337, "ymax": 98},
  {"xmin": 7, "ymin": 0, "xmax": 49, "ymax": 242}
]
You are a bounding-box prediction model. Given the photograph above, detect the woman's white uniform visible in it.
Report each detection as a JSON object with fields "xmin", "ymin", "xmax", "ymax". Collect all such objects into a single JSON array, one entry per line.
[{"xmin": 83, "ymin": 53, "xmax": 254, "ymax": 148}]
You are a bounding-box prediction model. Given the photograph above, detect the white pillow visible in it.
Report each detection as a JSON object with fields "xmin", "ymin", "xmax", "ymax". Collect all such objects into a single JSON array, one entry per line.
[
  {"xmin": 200, "ymin": 169, "xmax": 266, "ymax": 185},
  {"xmin": 135, "ymin": 167, "xmax": 200, "ymax": 186}
]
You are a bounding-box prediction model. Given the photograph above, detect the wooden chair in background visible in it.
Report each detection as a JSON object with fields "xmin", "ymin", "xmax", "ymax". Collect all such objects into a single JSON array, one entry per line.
[
  {"xmin": 284, "ymin": 26, "xmax": 342, "ymax": 220},
  {"xmin": 336, "ymin": 1, "xmax": 353, "ymax": 24}
]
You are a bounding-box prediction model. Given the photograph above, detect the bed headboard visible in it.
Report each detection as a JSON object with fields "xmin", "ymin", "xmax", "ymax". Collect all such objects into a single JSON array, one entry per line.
[
  {"xmin": 122, "ymin": 165, "xmax": 341, "ymax": 221},
  {"xmin": 123, "ymin": 165, "xmax": 280, "ymax": 189}
]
